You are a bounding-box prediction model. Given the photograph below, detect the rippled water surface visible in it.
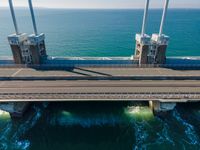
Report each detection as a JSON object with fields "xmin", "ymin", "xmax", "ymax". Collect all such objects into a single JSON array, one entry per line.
[
  {"xmin": 0, "ymin": 9, "xmax": 200, "ymax": 57},
  {"xmin": 0, "ymin": 102, "xmax": 200, "ymax": 150}
]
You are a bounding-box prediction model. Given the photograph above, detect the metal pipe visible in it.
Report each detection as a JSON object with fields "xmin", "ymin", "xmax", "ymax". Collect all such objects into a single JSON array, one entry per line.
[
  {"xmin": 8, "ymin": 0, "xmax": 19, "ymax": 35},
  {"xmin": 28, "ymin": 0, "xmax": 38, "ymax": 35},
  {"xmin": 159, "ymin": 0, "xmax": 169, "ymax": 36},
  {"xmin": 141, "ymin": 0, "xmax": 150, "ymax": 36}
]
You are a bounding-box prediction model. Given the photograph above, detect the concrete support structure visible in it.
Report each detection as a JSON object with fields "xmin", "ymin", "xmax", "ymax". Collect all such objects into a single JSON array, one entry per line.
[
  {"xmin": 135, "ymin": 0, "xmax": 151, "ymax": 65},
  {"xmin": 8, "ymin": 0, "xmax": 31, "ymax": 64},
  {"xmin": 135, "ymin": 0, "xmax": 170, "ymax": 65},
  {"xmin": 28, "ymin": 0, "xmax": 47, "ymax": 64},
  {"xmin": 8, "ymin": 0, "xmax": 19, "ymax": 35},
  {"xmin": 135, "ymin": 34, "xmax": 151, "ymax": 64},
  {"xmin": 28, "ymin": 34, "xmax": 47, "ymax": 64},
  {"xmin": 8, "ymin": 34, "xmax": 30, "ymax": 64},
  {"xmin": 0, "ymin": 102, "xmax": 30, "ymax": 118},
  {"xmin": 151, "ymin": 0, "xmax": 170, "ymax": 64},
  {"xmin": 8, "ymin": 0, "xmax": 47, "ymax": 65},
  {"xmin": 151, "ymin": 34, "xmax": 169, "ymax": 64},
  {"xmin": 149, "ymin": 101, "xmax": 176, "ymax": 114}
]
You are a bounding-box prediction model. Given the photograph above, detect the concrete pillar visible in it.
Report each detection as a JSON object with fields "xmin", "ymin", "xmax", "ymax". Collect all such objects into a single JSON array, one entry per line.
[
  {"xmin": 151, "ymin": 34, "xmax": 169, "ymax": 64},
  {"xmin": 134, "ymin": 0, "xmax": 151, "ymax": 65},
  {"xmin": 159, "ymin": 0, "xmax": 170, "ymax": 37},
  {"xmin": 156, "ymin": 45, "xmax": 167, "ymax": 64},
  {"xmin": 8, "ymin": 0, "xmax": 31, "ymax": 64},
  {"xmin": 149, "ymin": 101, "xmax": 176, "ymax": 115},
  {"xmin": 28, "ymin": 34, "xmax": 47, "ymax": 64},
  {"xmin": 149, "ymin": 0, "xmax": 170, "ymax": 65},
  {"xmin": 8, "ymin": 0, "xmax": 19, "ymax": 35},
  {"xmin": 8, "ymin": 0, "xmax": 47, "ymax": 65},
  {"xmin": 135, "ymin": 34, "xmax": 151, "ymax": 65},
  {"xmin": 28, "ymin": 0, "xmax": 38, "ymax": 36},
  {"xmin": 8, "ymin": 33, "xmax": 28, "ymax": 64},
  {"xmin": 0, "ymin": 102, "xmax": 30, "ymax": 118},
  {"xmin": 28, "ymin": 0, "xmax": 47, "ymax": 64},
  {"xmin": 141, "ymin": 0, "xmax": 150, "ymax": 36}
]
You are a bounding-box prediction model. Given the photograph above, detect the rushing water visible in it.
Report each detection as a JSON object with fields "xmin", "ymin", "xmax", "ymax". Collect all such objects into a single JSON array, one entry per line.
[
  {"xmin": 0, "ymin": 8, "xmax": 200, "ymax": 150},
  {"xmin": 0, "ymin": 102, "xmax": 200, "ymax": 150}
]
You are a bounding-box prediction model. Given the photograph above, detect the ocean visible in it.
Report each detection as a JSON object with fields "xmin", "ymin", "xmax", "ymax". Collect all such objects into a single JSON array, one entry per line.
[
  {"xmin": 0, "ymin": 8, "xmax": 200, "ymax": 57},
  {"xmin": 0, "ymin": 8, "xmax": 200, "ymax": 150}
]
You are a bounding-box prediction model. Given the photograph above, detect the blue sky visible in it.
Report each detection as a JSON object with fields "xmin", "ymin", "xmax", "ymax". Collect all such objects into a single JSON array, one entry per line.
[{"xmin": 2, "ymin": 0, "xmax": 200, "ymax": 9}]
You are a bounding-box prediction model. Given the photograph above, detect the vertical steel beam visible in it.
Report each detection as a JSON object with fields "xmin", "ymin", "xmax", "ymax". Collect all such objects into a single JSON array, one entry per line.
[
  {"xmin": 8, "ymin": 0, "xmax": 19, "ymax": 35},
  {"xmin": 141, "ymin": 0, "xmax": 150, "ymax": 36},
  {"xmin": 159, "ymin": 0, "xmax": 169, "ymax": 36},
  {"xmin": 28, "ymin": 0, "xmax": 38, "ymax": 35}
]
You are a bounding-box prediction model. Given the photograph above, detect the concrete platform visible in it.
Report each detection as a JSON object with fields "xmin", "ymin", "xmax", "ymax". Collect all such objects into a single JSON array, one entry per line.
[
  {"xmin": 0, "ymin": 80, "xmax": 199, "ymax": 102},
  {"xmin": 0, "ymin": 102, "xmax": 30, "ymax": 117}
]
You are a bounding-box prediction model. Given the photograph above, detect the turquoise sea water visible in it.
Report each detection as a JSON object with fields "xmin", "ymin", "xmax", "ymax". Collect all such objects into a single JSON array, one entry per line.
[
  {"xmin": 0, "ymin": 9, "xmax": 200, "ymax": 57},
  {"xmin": 0, "ymin": 9, "xmax": 200, "ymax": 150}
]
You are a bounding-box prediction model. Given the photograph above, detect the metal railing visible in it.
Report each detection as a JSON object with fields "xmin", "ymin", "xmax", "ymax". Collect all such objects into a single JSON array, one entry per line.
[
  {"xmin": 1, "ymin": 63, "xmax": 200, "ymax": 69},
  {"xmin": 0, "ymin": 92, "xmax": 200, "ymax": 101}
]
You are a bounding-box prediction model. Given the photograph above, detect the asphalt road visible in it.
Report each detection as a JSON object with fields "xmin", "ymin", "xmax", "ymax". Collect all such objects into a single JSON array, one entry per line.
[
  {"xmin": 1, "ymin": 67, "xmax": 200, "ymax": 77},
  {"xmin": 0, "ymin": 80, "xmax": 200, "ymax": 101},
  {"xmin": 0, "ymin": 67, "xmax": 200, "ymax": 101}
]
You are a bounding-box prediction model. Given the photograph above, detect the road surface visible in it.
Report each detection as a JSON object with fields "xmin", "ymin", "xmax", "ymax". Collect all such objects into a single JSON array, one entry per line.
[{"xmin": 0, "ymin": 80, "xmax": 200, "ymax": 102}]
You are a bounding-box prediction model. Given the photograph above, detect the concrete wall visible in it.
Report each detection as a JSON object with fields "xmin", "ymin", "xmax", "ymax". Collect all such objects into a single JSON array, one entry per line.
[
  {"xmin": 156, "ymin": 45, "xmax": 167, "ymax": 64},
  {"xmin": 10, "ymin": 45, "xmax": 23, "ymax": 64}
]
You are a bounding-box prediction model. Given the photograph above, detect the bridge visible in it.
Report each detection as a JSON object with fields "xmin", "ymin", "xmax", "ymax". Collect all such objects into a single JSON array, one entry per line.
[
  {"xmin": 0, "ymin": 66, "xmax": 200, "ymax": 102},
  {"xmin": 0, "ymin": 0, "xmax": 200, "ymax": 117},
  {"xmin": 1, "ymin": 78, "xmax": 200, "ymax": 102}
]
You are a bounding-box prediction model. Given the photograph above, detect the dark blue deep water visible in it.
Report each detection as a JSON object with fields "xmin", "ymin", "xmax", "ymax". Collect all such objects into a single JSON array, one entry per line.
[
  {"xmin": 1, "ymin": 102, "xmax": 200, "ymax": 150},
  {"xmin": 0, "ymin": 9, "xmax": 200, "ymax": 150}
]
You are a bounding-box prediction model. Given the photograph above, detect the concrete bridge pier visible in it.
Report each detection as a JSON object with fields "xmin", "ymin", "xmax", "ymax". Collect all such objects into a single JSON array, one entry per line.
[
  {"xmin": 150, "ymin": 0, "xmax": 170, "ymax": 64},
  {"xmin": 8, "ymin": 0, "xmax": 31, "ymax": 64},
  {"xmin": 8, "ymin": 0, "xmax": 47, "ymax": 65},
  {"xmin": 28, "ymin": 0, "xmax": 47, "ymax": 64},
  {"xmin": 149, "ymin": 101, "xmax": 176, "ymax": 115},
  {"xmin": 28, "ymin": 34, "xmax": 47, "ymax": 64},
  {"xmin": 134, "ymin": 0, "xmax": 151, "ymax": 65},
  {"xmin": 8, "ymin": 33, "xmax": 29, "ymax": 64},
  {"xmin": 0, "ymin": 102, "xmax": 30, "ymax": 118}
]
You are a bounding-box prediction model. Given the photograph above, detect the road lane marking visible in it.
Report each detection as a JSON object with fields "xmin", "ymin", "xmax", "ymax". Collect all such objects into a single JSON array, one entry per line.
[{"xmin": 11, "ymin": 68, "xmax": 23, "ymax": 77}]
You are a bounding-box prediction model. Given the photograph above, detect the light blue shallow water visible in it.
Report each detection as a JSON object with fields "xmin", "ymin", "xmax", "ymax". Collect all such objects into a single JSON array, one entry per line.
[{"xmin": 0, "ymin": 9, "xmax": 200, "ymax": 57}]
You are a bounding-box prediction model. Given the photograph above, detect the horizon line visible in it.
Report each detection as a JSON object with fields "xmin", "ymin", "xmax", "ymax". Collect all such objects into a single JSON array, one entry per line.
[{"xmin": 0, "ymin": 6, "xmax": 200, "ymax": 10}]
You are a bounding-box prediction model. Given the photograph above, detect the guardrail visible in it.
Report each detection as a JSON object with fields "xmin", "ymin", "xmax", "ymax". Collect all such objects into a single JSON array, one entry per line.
[
  {"xmin": 0, "ymin": 93, "xmax": 200, "ymax": 101},
  {"xmin": 1, "ymin": 63, "xmax": 200, "ymax": 69}
]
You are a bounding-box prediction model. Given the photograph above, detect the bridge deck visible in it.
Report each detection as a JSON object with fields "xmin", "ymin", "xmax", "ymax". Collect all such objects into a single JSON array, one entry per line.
[
  {"xmin": 0, "ymin": 67, "xmax": 200, "ymax": 102},
  {"xmin": 0, "ymin": 80, "xmax": 200, "ymax": 102},
  {"xmin": 0, "ymin": 67, "xmax": 200, "ymax": 78}
]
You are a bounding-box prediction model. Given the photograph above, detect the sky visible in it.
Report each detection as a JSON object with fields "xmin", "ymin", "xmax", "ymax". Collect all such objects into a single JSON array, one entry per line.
[{"xmin": 1, "ymin": 0, "xmax": 200, "ymax": 9}]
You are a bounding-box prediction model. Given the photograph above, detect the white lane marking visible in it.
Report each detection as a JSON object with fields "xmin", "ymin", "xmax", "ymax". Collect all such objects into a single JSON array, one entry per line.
[{"xmin": 11, "ymin": 68, "xmax": 23, "ymax": 77}]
